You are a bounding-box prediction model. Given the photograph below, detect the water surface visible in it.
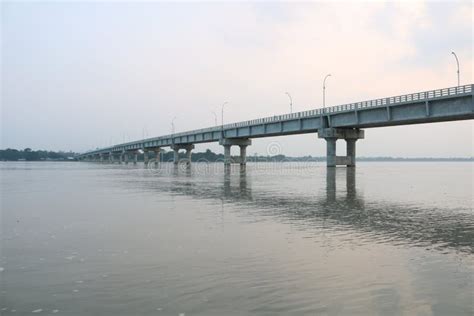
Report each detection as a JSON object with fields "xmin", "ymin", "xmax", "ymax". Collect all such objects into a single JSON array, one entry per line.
[{"xmin": 1, "ymin": 162, "xmax": 473, "ymax": 315}]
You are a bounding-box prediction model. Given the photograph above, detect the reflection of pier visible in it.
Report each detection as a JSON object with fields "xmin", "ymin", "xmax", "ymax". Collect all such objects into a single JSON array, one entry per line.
[
  {"xmin": 223, "ymin": 165, "xmax": 250, "ymax": 200},
  {"xmin": 143, "ymin": 165, "xmax": 473, "ymax": 254},
  {"xmin": 326, "ymin": 167, "xmax": 356, "ymax": 202}
]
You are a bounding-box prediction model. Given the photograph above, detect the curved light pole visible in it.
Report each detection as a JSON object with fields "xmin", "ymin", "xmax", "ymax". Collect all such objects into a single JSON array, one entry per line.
[
  {"xmin": 221, "ymin": 101, "xmax": 228, "ymax": 138},
  {"xmin": 323, "ymin": 74, "xmax": 331, "ymax": 109},
  {"xmin": 285, "ymin": 92, "xmax": 293, "ymax": 113},
  {"xmin": 212, "ymin": 111, "xmax": 218, "ymax": 126},
  {"xmin": 451, "ymin": 51, "xmax": 460, "ymax": 86},
  {"xmin": 171, "ymin": 116, "xmax": 177, "ymax": 144}
]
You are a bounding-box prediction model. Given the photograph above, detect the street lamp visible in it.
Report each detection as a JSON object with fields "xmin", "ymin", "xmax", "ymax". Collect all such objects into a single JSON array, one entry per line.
[
  {"xmin": 285, "ymin": 92, "xmax": 293, "ymax": 113},
  {"xmin": 451, "ymin": 51, "xmax": 460, "ymax": 86},
  {"xmin": 221, "ymin": 101, "xmax": 228, "ymax": 127},
  {"xmin": 171, "ymin": 116, "xmax": 177, "ymax": 144},
  {"xmin": 212, "ymin": 111, "xmax": 218, "ymax": 126},
  {"xmin": 171, "ymin": 116, "xmax": 177, "ymax": 134},
  {"xmin": 323, "ymin": 74, "xmax": 331, "ymax": 109},
  {"xmin": 221, "ymin": 101, "xmax": 228, "ymax": 139}
]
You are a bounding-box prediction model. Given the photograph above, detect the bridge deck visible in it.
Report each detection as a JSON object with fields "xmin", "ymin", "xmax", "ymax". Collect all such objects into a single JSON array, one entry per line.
[{"xmin": 79, "ymin": 84, "xmax": 473, "ymax": 156}]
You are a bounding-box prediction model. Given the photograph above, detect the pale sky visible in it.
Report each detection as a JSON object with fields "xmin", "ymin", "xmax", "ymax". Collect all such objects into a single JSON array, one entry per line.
[{"xmin": 1, "ymin": 1, "xmax": 473, "ymax": 157}]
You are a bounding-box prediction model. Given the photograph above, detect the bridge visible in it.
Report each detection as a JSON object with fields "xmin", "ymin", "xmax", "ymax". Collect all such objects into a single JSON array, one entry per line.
[{"xmin": 78, "ymin": 84, "xmax": 473, "ymax": 167}]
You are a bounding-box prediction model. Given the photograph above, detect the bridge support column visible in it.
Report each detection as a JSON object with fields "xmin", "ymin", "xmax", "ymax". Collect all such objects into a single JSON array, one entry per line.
[
  {"xmin": 109, "ymin": 152, "xmax": 114, "ymax": 163},
  {"xmin": 133, "ymin": 152, "xmax": 138, "ymax": 165},
  {"xmin": 224, "ymin": 145, "xmax": 231, "ymax": 165},
  {"xmin": 154, "ymin": 148, "xmax": 161, "ymax": 166},
  {"xmin": 219, "ymin": 138, "xmax": 252, "ymax": 166},
  {"xmin": 346, "ymin": 139, "xmax": 357, "ymax": 167},
  {"xmin": 185, "ymin": 146, "xmax": 193, "ymax": 166},
  {"xmin": 173, "ymin": 147, "xmax": 179, "ymax": 165},
  {"xmin": 124, "ymin": 152, "xmax": 129, "ymax": 164},
  {"xmin": 318, "ymin": 128, "xmax": 364, "ymax": 167},
  {"xmin": 143, "ymin": 149, "xmax": 149, "ymax": 165},
  {"xmin": 171, "ymin": 144, "xmax": 195, "ymax": 165},
  {"xmin": 239, "ymin": 145, "xmax": 247, "ymax": 165},
  {"xmin": 326, "ymin": 138, "xmax": 337, "ymax": 167}
]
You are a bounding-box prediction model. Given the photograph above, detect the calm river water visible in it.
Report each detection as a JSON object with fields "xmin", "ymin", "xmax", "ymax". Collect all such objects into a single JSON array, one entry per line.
[{"xmin": 1, "ymin": 162, "xmax": 473, "ymax": 315}]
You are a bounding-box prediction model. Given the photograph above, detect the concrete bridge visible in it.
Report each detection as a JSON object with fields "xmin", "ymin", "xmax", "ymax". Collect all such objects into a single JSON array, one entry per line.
[{"xmin": 78, "ymin": 84, "xmax": 473, "ymax": 167}]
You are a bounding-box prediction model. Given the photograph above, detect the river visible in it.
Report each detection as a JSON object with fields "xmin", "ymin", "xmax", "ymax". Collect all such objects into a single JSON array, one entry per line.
[{"xmin": 1, "ymin": 162, "xmax": 473, "ymax": 315}]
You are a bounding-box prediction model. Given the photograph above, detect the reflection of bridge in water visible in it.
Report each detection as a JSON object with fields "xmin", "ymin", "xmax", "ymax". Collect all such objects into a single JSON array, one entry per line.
[{"xmin": 141, "ymin": 165, "xmax": 473, "ymax": 254}]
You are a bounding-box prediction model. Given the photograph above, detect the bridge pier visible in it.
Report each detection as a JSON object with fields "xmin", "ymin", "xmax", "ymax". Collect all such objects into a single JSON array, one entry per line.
[
  {"xmin": 318, "ymin": 128, "xmax": 364, "ymax": 167},
  {"xmin": 133, "ymin": 151, "xmax": 138, "ymax": 165},
  {"xmin": 109, "ymin": 152, "xmax": 114, "ymax": 163},
  {"xmin": 143, "ymin": 149, "xmax": 149, "ymax": 165},
  {"xmin": 171, "ymin": 144, "xmax": 194, "ymax": 165},
  {"xmin": 123, "ymin": 151, "xmax": 129, "ymax": 164},
  {"xmin": 219, "ymin": 138, "xmax": 252, "ymax": 165},
  {"xmin": 154, "ymin": 148, "xmax": 161, "ymax": 166}
]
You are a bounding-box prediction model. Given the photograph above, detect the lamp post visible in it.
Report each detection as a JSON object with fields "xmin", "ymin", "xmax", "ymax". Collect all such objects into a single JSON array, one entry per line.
[
  {"xmin": 323, "ymin": 74, "xmax": 331, "ymax": 109},
  {"xmin": 171, "ymin": 116, "xmax": 177, "ymax": 144},
  {"xmin": 221, "ymin": 101, "xmax": 228, "ymax": 138},
  {"xmin": 221, "ymin": 102, "xmax": 228, "ymax": 126},
  {"xmin": 285, "ymin": 92, "xmax": 293, "ymax": 113},
  {"xmin": 212, "ymin": 111, "xmax": 218, "ymax": 126},
  {"xmin": 451, "ymin": 51, "xmax": 460, "ymax": 86}
]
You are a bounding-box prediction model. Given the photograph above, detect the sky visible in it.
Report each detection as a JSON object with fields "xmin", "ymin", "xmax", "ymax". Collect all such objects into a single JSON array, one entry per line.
[{"xmin": 1, "ymin": 1, "xmax": 473, "ymax": 157}]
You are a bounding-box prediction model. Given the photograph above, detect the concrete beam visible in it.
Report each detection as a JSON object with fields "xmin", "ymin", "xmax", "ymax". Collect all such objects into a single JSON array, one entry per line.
[
  {"xmin": 318, "ymin": 128, "xmax": 364, "ymax": 139},
  {"xmin": 219, "ymin": 138, "xmax": 252, "ymax": 147}
]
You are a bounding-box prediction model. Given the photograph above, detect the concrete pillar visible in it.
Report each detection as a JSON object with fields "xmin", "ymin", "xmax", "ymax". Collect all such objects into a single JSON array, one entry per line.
[
  {"xmin": 133, "ymin": 152, "xmax": 138, "ymax": 165},
  {"xmin": 109, "ymin": 152, "xmax": 114, "ymax": 163},
  {"xmin": 219, "ymin": 138, "xmax": 252, "ymax": 166},
  {"xmin": 318, "ymin": 128, "xmax": 364, "ymax": 168},
  {"xmin": 346, "ymin": 139, "xmax": 356, "ymax": 167},
  {"xmin": 326, "ymin": 138, "xmax": 337, "ymax": 167},
  {"xmin": 239, "ymin": 145, "xmax": 247, "ymax": 165},
  {"xmin": 171, "ymin": 144, "xmax": 194, "ymax": 165},
  {"xmin": 185, "ymin": 147, "xmax": 192, "ymax": 166},
  {"xmin": 154, "ymin": 148, "xmax": 161, "ymax": 166},
  {"xmin": 124, "ymin": 152, "xmax": 129, "ymax": 164},
  {"xmin": 224, "ymin": 145, "xmax": 231, "ymax": 165},
  {"xmin": 173, "ymin": 148, "xmax": 179, "ymax": 165},
  {"xmin": 143, "ymin": 150, "xmax": 149, "ymax": 165}
]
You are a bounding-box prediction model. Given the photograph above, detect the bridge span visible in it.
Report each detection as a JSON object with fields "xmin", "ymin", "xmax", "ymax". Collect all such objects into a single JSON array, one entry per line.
[{"xmin": 78, "ymin": 84, "xmax": 473, "ymax": 167}]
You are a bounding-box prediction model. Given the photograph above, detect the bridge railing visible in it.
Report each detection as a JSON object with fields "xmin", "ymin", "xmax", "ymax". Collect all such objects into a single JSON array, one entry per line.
[
  {"xmin": 217, "ymin": 84, "xmax": 473, "ymax": 129},
  {"xmin": 80, "ymin": 84, "xmax": 472, "ymax": 155}
]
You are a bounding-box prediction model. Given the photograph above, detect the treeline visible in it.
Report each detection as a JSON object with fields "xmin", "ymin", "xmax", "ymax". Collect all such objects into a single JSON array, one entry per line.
[
  {"xmin": 2, "ymin": 147, "xmax": 472, "ymax": 162},
  {"xmin": 0, "ymin": 148, "xmax": 77, "ymax": 161},
  {"xmin": 158, "ymin": 149, "xmax": 224, "ymax": 162},
  {"xmin": 153, "ymin": 150, "xmax": 322, "ymax": 162}
]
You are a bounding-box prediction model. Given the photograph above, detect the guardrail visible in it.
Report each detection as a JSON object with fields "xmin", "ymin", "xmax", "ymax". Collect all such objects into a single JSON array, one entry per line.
[
  {"xmin": 172, "ymin": 84, "xmax": 472, "ymax": 135},
  {"xmin": 81, "ymin": 84, "xmax": 472, "ymax": 155}
]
